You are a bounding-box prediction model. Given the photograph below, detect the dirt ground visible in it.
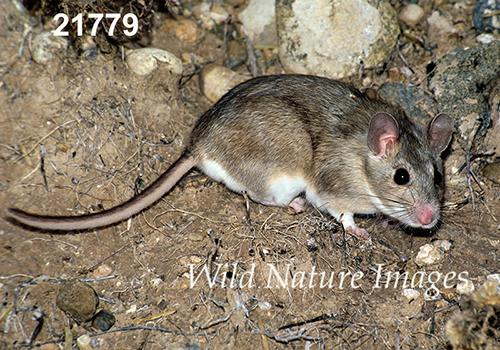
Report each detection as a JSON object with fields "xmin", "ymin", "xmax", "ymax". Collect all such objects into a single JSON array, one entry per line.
[{"xmin": 1, "ymin": 0, "xmax": 500, "ymax": 349}]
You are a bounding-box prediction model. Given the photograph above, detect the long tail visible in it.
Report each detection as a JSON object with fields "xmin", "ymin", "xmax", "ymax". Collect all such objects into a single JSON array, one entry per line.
[{"xmin": 6, "ymin": 156, "xmax": 196, "ymax": 231}]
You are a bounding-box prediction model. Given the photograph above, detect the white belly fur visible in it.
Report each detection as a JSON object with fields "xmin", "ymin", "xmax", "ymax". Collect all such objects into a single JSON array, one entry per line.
[
  {"xmin": 201, "ymin": 160, "xmax": 324, "ymax": 208},
  {"xmin": 201, "ymin": 160, "xmax": 249, "ymax": 194}
]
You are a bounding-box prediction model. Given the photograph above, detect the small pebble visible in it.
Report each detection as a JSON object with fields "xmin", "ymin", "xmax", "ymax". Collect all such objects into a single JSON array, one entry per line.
[
  {"xmin": 56, "ymin": 280, "xmax": 99, "ymax": 324},
  {"xmin": 151, "ymin": 277, "xmax": 163, "ymax": 287},
  {"xmin": 224, "ymin": 40, "xmax": 248, "ymax": 69},
  {"xmin": 198, "ymin": 64, "xmax": 247, "ymax": 102},
  {"xmin": 433, "ymin": 239, "xmax": 452, "ymax": 252},
  {"xmin": 414, "ymin": 244, "xmax": 443, "ymax": 265},
  {"xmin": 262, "ymin": 48, "xmax": 274, "ymax": 61},
  {"xmin": 403, "ymin": 288, "xmax": 421, "ymax": 300},
  {"xmin": 125, "ymin": 48, "xmax": 183, "ymax": 76},
  {"xmin": 77, "ymin": 335, "xmax": 91, "ymax": 350},
  {"xmin": 399, "ymin": 4, "xmax": 425, "ymax": 27},
  {"xmin": 166, "ymin": 341, "xmax": 202, "ymax": 350},
  {"xmin": 93, "ymin": 264, "xmax": 113, "ymax": 279},
  {"xmin": 476, "ymin": 33, "xmax": 498, "ymax": 44},
  {"xmin": 192, "ymin": 3, "xmax": 229, "ymax": 30},
  {"xmin": 92, "ymin": 309, "xmax": 116, "ymax": 331},
  {"xmin": 436, "ymin": 299, "xmax": 450, "ymax": 309},
  {"xmin": 192, "ymin": 3, "xmax": 211, "ymax": 22},
  {"xmin": 487, "ymin": 274, "xmax": 500, "ymax": 284},
  {"xmin": 178, "ymin": 256, "xmax": 191, "ymax": 266},
  {"xmin": 473, "ymin": 0, "xmax": 500, "ymax": 33},
  {"xmin": 427, "ymin": 11, "xmax": 458, "ymax": 40},
  {"xmin": 190, "ymin": 255, "xmax": 202, "ymax": 264},
  {"xmin": 457, "ymin": 279, "xmax": 475, "ymax": 295},
  {"xmin": 482, "ymin": 162, "xmax": 500, "ymax": 184},
  {"xmin": 162, "ymin": 19, "xmax": 202, "ymax": 43},
  {"xmin": 31, "ymin": 32, "xmax": 68, "ymax": 65},
  {"xmin": 187, "ymin": 230, "xmax": 206, "ymax": 241},
  {"xmin": 210, "ymin": 3, "xmax": 230, "ymax": 26},
  {"xmin": 158, "ymin": 300, "xmax": 168, "ymax": 310},
  {"xmin": 258, "ymin": 301, "xmax": 272, "ymax": 310}
]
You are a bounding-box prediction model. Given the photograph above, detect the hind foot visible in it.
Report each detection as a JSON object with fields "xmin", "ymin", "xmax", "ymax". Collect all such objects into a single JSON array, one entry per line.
[
  {"xmin": 288, "ymin": 197, "xmax": 306, "ymax": 213},
  {"xmin": 341, "ymin": 214, "xmax": 370, "ymax": 239}
]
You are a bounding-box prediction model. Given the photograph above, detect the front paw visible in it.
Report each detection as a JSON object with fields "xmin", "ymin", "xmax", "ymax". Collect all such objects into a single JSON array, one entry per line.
[{"xmin": 346, "ymin": 226, "xmax": 370, "ymax": 240}]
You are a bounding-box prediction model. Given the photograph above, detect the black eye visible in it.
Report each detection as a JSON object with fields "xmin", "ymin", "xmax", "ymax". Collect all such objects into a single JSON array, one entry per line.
[
  {"xmin": 394, "ymin": 168, "xmax": 410, "ymax": 185},
  {"xmin": 434, "ymin": 170, "xmax": 443, "ymax": 185}
]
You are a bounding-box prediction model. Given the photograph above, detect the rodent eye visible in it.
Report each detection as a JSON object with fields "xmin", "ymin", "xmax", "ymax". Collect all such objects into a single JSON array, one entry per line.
[
  {"xmin": 394, "ymin": 168, "xmax": 410, "ymax": 185},
  {"xmin": 434, "ymin": 170, "xmax": 443, "ymax": 185}
]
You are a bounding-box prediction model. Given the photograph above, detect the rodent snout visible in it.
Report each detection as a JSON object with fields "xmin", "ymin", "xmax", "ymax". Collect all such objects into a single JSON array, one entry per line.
[{"xmin": 415, "ymin": 202, "xmax": 437, "ymax": 226}]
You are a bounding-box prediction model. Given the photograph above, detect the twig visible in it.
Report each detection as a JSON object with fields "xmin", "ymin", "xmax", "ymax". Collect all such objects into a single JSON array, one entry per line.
[
  {"xmin": 278, "ymin": 313, "xmax": 341, "ymax": 330},
  {"xmin": 80, "ymin": 276, "xmax": 117, "ymax": 282},
  {"xmin": 133, "ymin": 310, "xmax": 177, "ymax": 325},
  {"xmin": 397, "ymin": 43, "xmax": 415, "ymax": 74},
  {"xmin": 15, "ymin": 119, "xmax": 77, "ymax": 162},
  {"xmin": 17, "ymin": 162, "xmax": 41, "ymax": 184},
  {"xmin": 40, "ymin": 145, "xmax": 48, "ymax": 192},
  {"xmin": 466, "ymin": 120, "xmax": 481, "ymax": 209},
  {"xmin": 200, "ymin": 310, "xmax": 234, "ymax": 329},
  {"xmin": 142, "ymin": 213, "xmax": 169, "ymax": 236},
  {"xmin": 203, "ymin": 292, "xmax": 228, "ymax": 308},
  {"xmin": 372, "ymin": 238, "xmax": 407, "ymax": 263},
  {"xmin": 28, "ymin": 308, "xmax": 44, "ymax": 349},
  {"xmin": 89, "ymin": 325, "xmax": 215, "ymax": 337},
  {"xmin": 158, "ymin": 203, "xmax": 226, "ymax": 224},
  {"xmin": 79, "ymin": 245, "xmax": 128, "ymax": 274},
  {"xmin": 241, "ymin": 26, "xmax": 259, "ymax": 77},
  {"xmin": 455, "ymin": 150, "xmax": 495, "ymax": 174},
  {"xmin": 257, "ymin": 315, "xmax": 270, "ymax": 350},
  {"xmin": 409, "ymin": 303, "xmax": 457, "ymax": 320},
  {"xmin": 254, "ymin": 329, "xmax": 323, "ymax": 343}
]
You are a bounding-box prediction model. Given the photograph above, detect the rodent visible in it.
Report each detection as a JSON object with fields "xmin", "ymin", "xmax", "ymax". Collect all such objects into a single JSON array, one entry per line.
[{"xmin": 6, "ymin": 74, "xmax": 454, "ymax": 239}]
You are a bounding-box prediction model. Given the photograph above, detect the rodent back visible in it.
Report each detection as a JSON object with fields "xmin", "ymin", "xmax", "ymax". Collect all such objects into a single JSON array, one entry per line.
[{"xmin": 187, "ymin": 75, "xmax": 396, "ymax": 155}]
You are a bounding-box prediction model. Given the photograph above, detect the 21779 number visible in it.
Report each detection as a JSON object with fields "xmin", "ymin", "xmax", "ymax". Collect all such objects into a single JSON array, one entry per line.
[{"xmin": 53, "ymin": 13, "xmax": 139, "ymax": 37}]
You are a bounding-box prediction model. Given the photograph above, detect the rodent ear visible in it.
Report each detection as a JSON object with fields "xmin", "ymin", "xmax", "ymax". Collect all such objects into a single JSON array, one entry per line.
[
  {"xmin": 367, "ymin": 112, "xmax": 399, "ymax": 157},
  {"xmin": 427, "ymin": 113, "xmax": 453, "ymax": 153}
]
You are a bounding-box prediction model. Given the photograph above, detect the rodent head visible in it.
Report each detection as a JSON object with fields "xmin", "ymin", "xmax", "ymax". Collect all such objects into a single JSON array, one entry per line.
[{"xmin": 365, "ymin": 112, "xmax": 453, "ymax": 229}]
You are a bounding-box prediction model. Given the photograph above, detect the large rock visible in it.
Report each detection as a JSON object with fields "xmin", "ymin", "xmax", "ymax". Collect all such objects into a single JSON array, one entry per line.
[
  {"xmin": 276, "ymin": 0, "xmax": 399, "ymax": 79},
  {"xmin": 239, "ymin": 0, "xmax": 277, "ymax": 46},
  {"xmin": 428, "ymin": 41, "xmax": 500, "ymax": 142}
]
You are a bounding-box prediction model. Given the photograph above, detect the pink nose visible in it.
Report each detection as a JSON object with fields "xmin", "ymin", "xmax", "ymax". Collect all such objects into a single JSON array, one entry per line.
[{"xmin": 417, "ymin": 204, "xmax": 435, "ymax": 226}]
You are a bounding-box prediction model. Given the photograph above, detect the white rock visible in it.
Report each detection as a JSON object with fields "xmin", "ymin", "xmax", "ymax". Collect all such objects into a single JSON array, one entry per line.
[
  {"xmin": 427, "ymin": 11, "xmax": 457, "ymax": 33},
  {"xmin": 239, "ymin": 0, "xmax": 277, "ymax": 46},
  {"xmin": 193, "ymin": 2, "xmax": 230, "ymax": 30},
  {"xmin": 432, "ymin": 239, "xmax": 452, "ymax": 252},
  {"xmin": 192, "ymin": 2, "xmax": 211, "ymax": 21},
  {"xmin": 456, "ymin": 278, "xmax": 475, "ymax": 295},
  {"xmin": 476, "ymin": 33, "xmax": 498, "ymax": 44},
  {"xmin": 77, "ymin": 335, "xmax": 91, "ymax": 350},
  {"xmin": 125, "ymin": 48, "xmax": 183, "ymax": 76},
  {"xmin": 163, "ymin": 19, "xmax": 202, "ymax": 43},
  {"xmin": 211, "ymin": 3, "xmax": 230, "ymax": 26},
  {"xmin": 427, "ymin": 11, "xmax": 458, "ymax": 43},
  {"xmin": 276, "ymin": 0, "xmax": 399, "ymax": 79},
  {"xmin": 399, "ymin": 4, "xmax": 425, "ymax": 27},
  {"xmin": 199, "ymin": 64, "xmax": 248, "ymax": 102},
  {"xmin": 151, "ymin": 278, "xmax": 163, "ymax": 287},
  {"xmin": 414, "ymin": 243, "xmax": 443, "ymax": 265},
  {"xmin": 125, "ymin": 304, "xmax": 137, "ymax": 314},
  {"xmin": 258, "ymin": 301, "xmax": 272, "ymax": 310},
  {"xmin": 93, "ymin": 264, "xmax": 113, "ymax": 278},
  {"xmin": 402, "ymin": 288, "xmax": 421, "ymax": 300},
  {"xmin": 31, "ymin": 32, "xmax": 68, "ymax": 65},
  {"xmin": 487, "ymin": 274, "xmax": 500, "ymax": 284}
]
